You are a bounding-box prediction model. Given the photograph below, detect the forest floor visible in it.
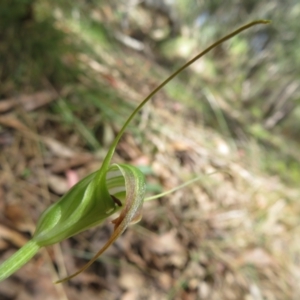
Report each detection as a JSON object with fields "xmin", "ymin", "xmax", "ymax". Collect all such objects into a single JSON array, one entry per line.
[{"xmin": 1, "ymin": 3, "xmax": 300, "ymax": 300}]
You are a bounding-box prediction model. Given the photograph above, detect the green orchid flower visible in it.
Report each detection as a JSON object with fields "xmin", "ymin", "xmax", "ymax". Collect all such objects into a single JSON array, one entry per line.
[{"xmin": 0, "ymin": 20, "xmax": 270, "ymax": 283}]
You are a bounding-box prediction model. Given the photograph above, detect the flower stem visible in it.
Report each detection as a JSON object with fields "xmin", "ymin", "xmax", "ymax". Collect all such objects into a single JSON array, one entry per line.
[{"xmin": 0, "ymin": 240, "xmax": 40, "ymax": 281}]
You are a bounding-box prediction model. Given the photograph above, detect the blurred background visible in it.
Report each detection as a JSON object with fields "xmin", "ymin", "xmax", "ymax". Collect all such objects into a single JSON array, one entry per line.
[{"xmin": 0, "ymin": 1, "xmax": 300, "ymax": 299}]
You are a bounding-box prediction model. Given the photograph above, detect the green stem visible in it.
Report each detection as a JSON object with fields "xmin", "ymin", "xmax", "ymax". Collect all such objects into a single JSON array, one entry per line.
[
  {"xmin": 0, "ymin": 240, "xmax": 40, "ymax": 281},
  {"xmin": 101, "ymin": 20, "xmax": 270, "ymax": 170},
  {"xmin": 145, "ymin": 172, "xmax": 219, "ymax": 201}
]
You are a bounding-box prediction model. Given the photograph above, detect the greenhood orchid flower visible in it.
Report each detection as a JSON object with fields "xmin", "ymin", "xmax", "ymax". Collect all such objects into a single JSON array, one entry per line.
[{"xmin": 0, "ymin": 20, "xmax": 270, "ymax": 283}]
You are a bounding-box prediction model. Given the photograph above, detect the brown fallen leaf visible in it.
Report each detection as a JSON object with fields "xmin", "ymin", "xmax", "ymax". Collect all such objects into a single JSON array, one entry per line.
[
  {"xmin": 0, "ymin": 118, "xmax": 78, "ymax": 160},
  {"xmin": 0, "ymin": 278, "xmax": 21, "ymax": 298},
  {"xmin": 0, "ymin": 99, "xmax": 15, "ymax": 112},
  {"xmin": 237, "ymin": 248, "xmax": 274, "ymax": 268},
  {"xmin": 42, "ymin": 137, "xmax": 76, "ymax": 158},
  {"xmin": 0, "ymin": 224, "xmax": 28, "ymax": 248},
  {"xmin": 0, "ymin": 115, "xmax": 34, "ymax": 134},
  {"xmin": 50, "ymin": 153, "xmax": 93, "ymax": 173},
  {"xmin": 0, "ymin": 131, "xmax": 14, "ymax": 146},
  {"xmin": 117, "ymin": 134, "xmax": 143, "ymax": 160},
  {"xmin": 4, "ymin": 204, "xmax": 34, "ymax": 233},
  {"xmin": 147, "ymin": 230, "xmax": 184, "ymax": 255},
  {"xmin": 118, "ymin": 267, "xmax": 145, "ymax": 291},
  {"xmin": 145, "ymin": 230, "xmax": 187, "ymax": 269},
  {"xmin": 0, "ymin": 239, "xmax": 9, "ymax": 250},
  {"xmin": 0, "ymin": 90, "xmax": 56, "ymax": 113},
  {"xmin": 170, "ymin": 141, "xmax": 192, "ymax": 152},
  {"xmin": 47, "ymin": 174, "xmax": 69, "ymax": 195}
]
